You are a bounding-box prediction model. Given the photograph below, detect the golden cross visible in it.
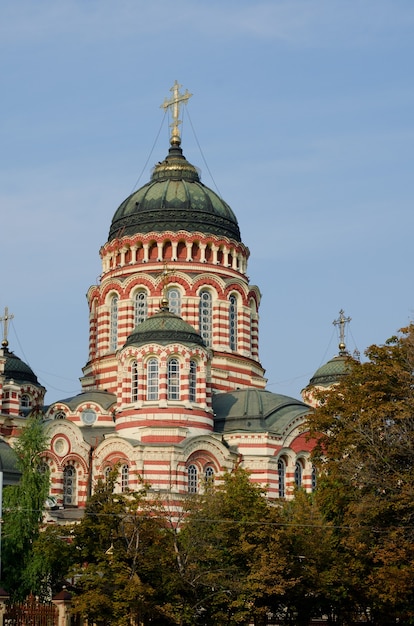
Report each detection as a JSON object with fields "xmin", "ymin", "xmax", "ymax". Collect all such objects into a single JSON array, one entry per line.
[
  {"xmin": 333, "ymin": 309, "xmax": 351, "ymax": 352},
  {"xmin": 0, "ymin": 306, "xmax": 14, "ymax": 346},
  {"xmin": 161, "ymin": 81, "xmax": 192, "ymax": 144}
]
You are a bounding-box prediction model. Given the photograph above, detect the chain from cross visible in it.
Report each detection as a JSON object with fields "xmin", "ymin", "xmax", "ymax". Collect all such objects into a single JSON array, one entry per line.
[
  {"xmin": 0, "ymin": 306, "xmax": 14, "ymax": 345},
  {"xmin": 161, "ymin": 81, "xmax": 192, "ymax": 143}
]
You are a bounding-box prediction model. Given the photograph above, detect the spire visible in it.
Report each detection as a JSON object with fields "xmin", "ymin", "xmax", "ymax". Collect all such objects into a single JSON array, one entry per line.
[
  {"xmin": 0, "ymin": 306, "xmax": 14, "ymax": 349},
  {"xmin": 333, "ymin": 309, "xmax": 351, "ymax": 355},
  {"xmin": 161, "ymin": 81, "xmax": 192, "ymax": 146}
]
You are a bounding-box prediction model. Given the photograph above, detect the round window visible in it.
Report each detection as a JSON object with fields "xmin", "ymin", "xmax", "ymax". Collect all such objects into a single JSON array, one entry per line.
[
  {"xmin": 81, "ymin": 409, "xmax": 97, "ymax": 425},
  {"xmin": 54, "ymin": 437, "xmax": 69, "ymax": 456}
]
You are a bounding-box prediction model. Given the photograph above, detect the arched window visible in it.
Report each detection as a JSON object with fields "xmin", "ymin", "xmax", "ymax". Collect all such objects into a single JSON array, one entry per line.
[
  {"xmin": 110, "ymin": 295, "xmax": 119, "ymax": 351},
  {"xmin": 189, "ymin": 360, "xmax": 197, "ymax": 402},
  {"xmin": 167, "ymin": 288, "xmax": 181, "ymax": 316},
  {"xmin": 249, "ymin": 298, "xmax": 257, "ymax": 356},
  {"xmin": 168, "ymin": 358, "xmax": 180, "ymax": 401},
  {"xmin": 294, "ymin": 461, "xmax": 303, "ymax": 487},
  {"xmin": 204, "ymin": 466, "xmax": 214, "ymax": 484},
  {"xmin": 63, "ymin": 465, "xmax": 76, "ymax": 506},
  {"xmin": 121, "ymin": 464, "xmax": 129, "ymax": 492},
  {"xmin": 131, "ymin": 360, "xmax": 139, "ymax": 402},
  {"xmin": 199, "ymin": 290, "xmax": 212, "ymax": 347},
  {"xmin": 54, "ymin": 411, "xmax": 66, "ymax": 420},
  {"xmin": 20, "ymin": 394, "xmax": 30, "ymax": 409},
  {"xmin": 134, "ymin": 291, "xmax": 147, "ymax": 325},
  {"xmin": 38, "ymin": 460, "xmax": 49, "ymax": 476},
  {"xmin": 104, "ymin": 466, "xmax": 112, "ymax": 482},
  {"xmin": 229, "ymin": 294, "xmax": 238, "ymax": 351},
  {"xmin": 188, "ymin": 464, "xmax": 198, "ymax": 494},
  {"xmin": 311, "ymin": 466, "xmax": 317, "ymax": 492},
  {"xmin": 278, "ymin": 459, "xmax": 286, "ymax": 498},
  {"xmin": 147, "ymin": 358, "xmax": 159, "ymax": 401}
]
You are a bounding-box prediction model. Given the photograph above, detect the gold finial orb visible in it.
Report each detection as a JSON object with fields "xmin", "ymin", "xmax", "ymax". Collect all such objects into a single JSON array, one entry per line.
[{"xmin": 160, "ymin": 296, "xmax": 169, "ymax": 311}]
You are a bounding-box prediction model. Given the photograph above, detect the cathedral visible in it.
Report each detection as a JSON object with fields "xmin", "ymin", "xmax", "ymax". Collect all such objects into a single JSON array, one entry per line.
[{"xmin": 0, "ymin": 83, "xmax": 348, "ymax": 521}]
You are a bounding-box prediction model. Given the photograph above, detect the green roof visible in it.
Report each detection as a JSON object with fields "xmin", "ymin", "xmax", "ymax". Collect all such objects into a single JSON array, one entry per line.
[
  {"xmin": 308, "ymin": 354, "xmax": 351, "ymax": 387},
  {"xmin": 3, "ymin": 348, "xmax": 40, "ymax": 386},
  {"xmin": 124, "ymin": 308, "xmax": 206, "ymax": 349},
  {"xmin": 213, "ymin": 389, "xmax": 310, "ymax": 435},
  {"xmin": 55, "ymin": 389, "xmax": 117, "ymax": 411},
  {"xmin": 108, "ymin": 143, "xmax": 240, "ymax": 242}
]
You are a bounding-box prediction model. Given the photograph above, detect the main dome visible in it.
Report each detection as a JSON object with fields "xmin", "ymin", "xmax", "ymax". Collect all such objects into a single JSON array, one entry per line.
[{"xmin": 108, "ymin": 142, "xmax": 241, "ymax": 242}]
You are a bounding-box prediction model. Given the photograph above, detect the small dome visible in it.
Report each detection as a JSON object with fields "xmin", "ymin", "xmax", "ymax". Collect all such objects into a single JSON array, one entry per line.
[
  {"xmin": 308, "ymin": 354, "xmax": 350, "ymax": 388},
  {"xmin": 124, "ymin": 307, "xmax": 206, "ymax": 349},
  {"xmin": 213, "ymin": 388, "xmax": 310, "ymax": 434},
  {"xmin": 108, "ymin": 143, "xmax": 241, "ymax": 242},
  {"xmin": 3, "ymin": 347, "xmax": 39, "ymax": 385}
]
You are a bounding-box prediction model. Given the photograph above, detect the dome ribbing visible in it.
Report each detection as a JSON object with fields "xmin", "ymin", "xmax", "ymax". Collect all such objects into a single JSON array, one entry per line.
[
  {"xmin": 108, "ymin": 143, "xmax": 241, "ymax": 242},
  {"xmin": 124, "ymin": 307, "xmax": 206, "ymax": 349}
]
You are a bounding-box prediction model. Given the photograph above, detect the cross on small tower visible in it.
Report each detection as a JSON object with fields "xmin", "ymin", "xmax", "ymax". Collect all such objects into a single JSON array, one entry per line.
[
  {"xmin": 159, "ymin": 263, "xmax": 174, "ymax": 310},
  {"xmin": 161, "ymin": 81, "xmax": 192, "ymax": 145},
  {"xmin": 333, "ymin": 309, "xmax": 351, "ymax": 355},
  {"xmin": 0, "ymin": 306, "xmax": 14, "ymax": 348}
]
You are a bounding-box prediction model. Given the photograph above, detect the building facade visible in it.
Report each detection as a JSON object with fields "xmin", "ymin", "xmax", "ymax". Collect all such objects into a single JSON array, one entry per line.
[{"xmin": 0, "ymin": 84, "xmax": 324, "ymax": 520}]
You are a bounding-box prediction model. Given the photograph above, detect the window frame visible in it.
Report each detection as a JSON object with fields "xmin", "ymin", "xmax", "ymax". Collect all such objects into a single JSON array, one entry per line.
[
  {"xmin": 110, "ymin": 294, "xmax": 119, "ymax": 351},
  {"xmin": 131, "ymin": 359, "xmax": 139, "ymax": 402},
  {"xmin": 189, "ymin": 359, "xmax": 197, "ymax": 402},
  {"xmin": 63, "ymin": 464, "xmax": 77, "ymax": 506},
  {"xmin": 187, "ymin": 464, "xmax": 198, "ymax": 494},
  {"xmin": 134, "ymin": 290, "xmax": 148, "ymax": 326},
  {"xmin": 278, "ymin": 458, "xmax": 286, "ymax": 498},
  {"xmin": 199, "ymin": 289, "xmax": 212, "ymax": 347},
  {"xmin": 229, "ymin": 293, "xmax": 238, "ymax": 351},
  {"xmin": 167, "ymin": 288, "xmax": 181, "ymax": 316},
  {"xmin": 147, "ymin": 358, "xmax": 159, "ymax": 401},
  {"xmin": 167, "ymin": 357, "xmax": 180, "ymax": 401}
]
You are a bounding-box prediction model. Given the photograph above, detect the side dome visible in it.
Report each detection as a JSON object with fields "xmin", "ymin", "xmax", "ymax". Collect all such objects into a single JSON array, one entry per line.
[
  {"xmin": 108, "ymin": 142, "xmax": 241, "ymax": 242},
  {"xmin": 308, "ymin": 354, "xmax": 351, "ymax": 388},
  {"xmin": 213, "ymin": 389, "xmax": 310, "ymax": 434},
  {"xmin": 3, "ymin": 347, "xmax": 40, "ymax": 385},
  {"xmin": 124, "ymin": 305, "xmax": 206, "ymax": 349}
]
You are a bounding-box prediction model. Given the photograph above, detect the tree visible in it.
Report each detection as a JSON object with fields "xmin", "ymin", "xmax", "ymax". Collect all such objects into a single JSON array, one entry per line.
[
  {"xmin": 275, "ymin": 489, "xmax": 338, "ymax": 626},
  {"xmin": 70, "ymin": 467, "xmax": 177, "ymax": 626},
  {"xmin": 25, "ymin": 524, "xmax": 75, "ymax": 601},
  {"xmin": 174, "ymin": 468, "xmax": 291, "ymax": 626},
  {"xmin": 2, "ymin": 414, "xmax": 50, "ymax": 599},
  {"xmin": 307, "ymin": 325, "xmax": 414, "ymax": 624}
]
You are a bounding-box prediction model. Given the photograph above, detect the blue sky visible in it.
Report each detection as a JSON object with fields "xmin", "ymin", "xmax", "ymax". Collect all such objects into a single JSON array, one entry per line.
[{"xmin": 1, "ymin": 0, "xmax": 414, "ymax": 404}]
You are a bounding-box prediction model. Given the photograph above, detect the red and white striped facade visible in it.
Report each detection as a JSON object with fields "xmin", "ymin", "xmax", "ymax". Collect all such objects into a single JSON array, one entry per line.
[{"xmin": 1, "ymin": 114, "xmax": 318, "ymax": 518}]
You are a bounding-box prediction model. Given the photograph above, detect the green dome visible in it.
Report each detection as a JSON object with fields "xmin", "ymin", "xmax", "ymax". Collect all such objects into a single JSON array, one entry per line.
[
  {"xmin": 124, "ymin": 306, "xmax": 206, "ymax": 349},
  {"xmin": 308, "ymin": 354, "xmax": 350, "ymax": 387},
  {"xmin": 108, "ymin": 143, "xmax": 241, "ymax": 242},
  {"xmin": 3, "ymin": 347, "xmax": 39, "ymax": 385},
  {"xmin": 213, "ymin": 389, "xmax": 310, "ymax": 434}
]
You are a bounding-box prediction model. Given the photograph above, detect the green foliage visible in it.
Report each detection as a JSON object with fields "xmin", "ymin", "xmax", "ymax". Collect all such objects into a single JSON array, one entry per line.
[
  {"xmin": 71, "ymin": 467, "xmax": 177, "ymax": 626},
  {"xmin": 307, "ymin": 324, "xmax": 414, "ymax": 623},
  {"xmin": 173, "ymin": 468, "xmax": 288, "ymax": 625},
  {"xmin": 2, "ymin": 415, "xmax": 50, "ymax": 599},
  {"xmin": 25, "ymin": 524, "xmax": 75, "ymax": 601}
]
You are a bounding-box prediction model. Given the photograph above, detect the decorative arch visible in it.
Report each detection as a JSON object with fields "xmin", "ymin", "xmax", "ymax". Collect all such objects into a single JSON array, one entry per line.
[{"xmin": 99, "ymin": 281, "xmax": 124, "ymax": 304}]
